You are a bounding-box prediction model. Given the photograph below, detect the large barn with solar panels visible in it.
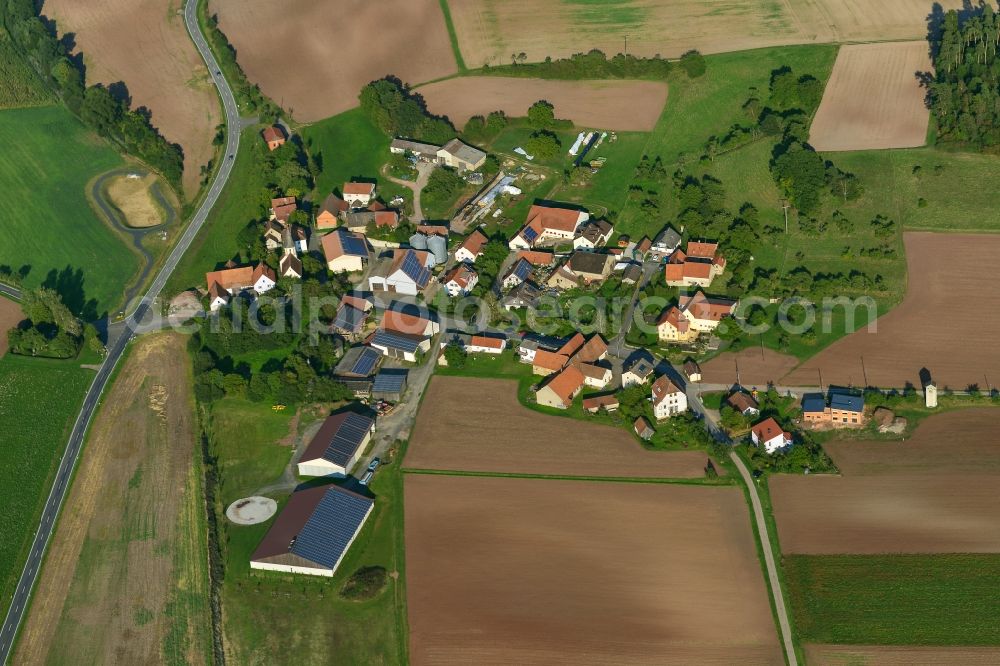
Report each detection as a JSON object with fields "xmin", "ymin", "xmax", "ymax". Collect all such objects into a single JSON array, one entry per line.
[
  {"xmin": 297, "ymin": 411, "xmax": 376, "ymax": 478},
  {"xmin": 250, "ymin": 484, "xmax": 374, "ymax": 577}
]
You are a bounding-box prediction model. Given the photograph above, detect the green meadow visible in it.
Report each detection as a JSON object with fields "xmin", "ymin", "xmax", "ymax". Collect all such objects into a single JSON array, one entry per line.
[
  {"xmin": 786, "ymin": 554, "xmax": 1000, "ymax": 645},
  {"xmin": 206, "ymin": 397, "xmax": 408, "ymax": 664},
  {"xmin": 0, "ymin": 106, "xmax": 137, "ymax": 315},
  {"xmin": 0, "ymin": 353, "xmax": 93, "ymax": 618}
]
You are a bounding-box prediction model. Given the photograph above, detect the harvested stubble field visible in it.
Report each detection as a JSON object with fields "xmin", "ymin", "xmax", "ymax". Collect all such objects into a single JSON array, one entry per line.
[
  {"xmin": 106, "ymin": 173, "xmax": 166, "ymax": 228},
  {"xmin": 212, "ymin": 0, "xmax": 457, "ymax": 122},
  {"xmin": 782, "ymin": 233, "xmax": 1000, "ymax": 390},
  {"xmin": 45, "ymin": 0, "xmax": 220, "ymax": 197},
  {"xmin": 446, "ymin": 0, "xmax": 963, "ymax": 66},
  {"xmin": 416, "ymin": 76, "xmax": 668, "ymax": 131},
  {"xmin": 771, "ymin": 409, "xmax": 1000, "ymax": 554},
  {"xmin": 805, "ymin": 644, "xmax": 1000, "ymax": 665},
  {"xmin": 15, "ymin": 333, "xmax": 211, "ymax": 665},
  {"xmin": 406, "ymin": 375, "xmax": 712, "ymax": 478},
  {"xmin": 810, "ymin": 42, "xmax": 932, "ymax": 151},
  {"xmin": 0, "ymin": 296, "xmax": 22, "ymax": 357},
  {"xmin": 405, "ymin": 474, "xmax": 782, "ymax": 665},
  {"xmin": 700, "ymin": 347, "xmax": 801, "ymax": 388}
]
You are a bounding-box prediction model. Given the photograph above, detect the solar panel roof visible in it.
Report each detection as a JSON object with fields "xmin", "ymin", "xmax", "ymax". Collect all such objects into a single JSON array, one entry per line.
[
  {"xmin": 333, "ymin": 304, "xmax": 366, "ymax": 332},
  {"xmin": 400, "ymin": 251, "xmax": 430, "ymax": 285},
  {"xmin": 290, "ymin": 486, "xmax": 374, "ymax": 569},
  {"xmin": 373, "ymin": 369, "xmax": 408, "ymax": 392},
  {"xmin": 340, "ymin": 233, "xmax": 368, "ymax": 257},
  {"xmin": 350, "ymin": 347, "xmax": 380, "ymax": 376},
  {"xmin": 522, "ymin": 225, "xmax": 539, "ymax": 242},
  {"xmin": 321, "ymin": 412, "xmax": 374, "ymax": 465},
  {"xmin": 372, "ymin": 329, "xmax": 422, "ymax": 354}
]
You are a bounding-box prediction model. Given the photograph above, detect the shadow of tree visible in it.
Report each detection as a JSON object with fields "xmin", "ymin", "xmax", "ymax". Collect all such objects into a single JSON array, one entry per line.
[{"xmin": 41, "ymin": 265, "xmax": 102, "ymax": 321}]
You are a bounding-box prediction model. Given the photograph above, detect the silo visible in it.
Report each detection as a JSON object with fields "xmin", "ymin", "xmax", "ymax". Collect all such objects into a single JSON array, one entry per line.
[
  {"xmin": 409, "ymin": 233, "xmax": 428, "ymax": 250},
  {"xmin": 427, "ymin": 235, "xmax": 447, "ymax": 266}
]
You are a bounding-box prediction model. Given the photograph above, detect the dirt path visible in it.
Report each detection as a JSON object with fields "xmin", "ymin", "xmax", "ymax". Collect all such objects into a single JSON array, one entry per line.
[
  {"xmin": 14, "ymin": 333, "xmax": 210, "ymax": 665},
  {"xmin": 383, "ymin": 161, "xmax": 433, "ymax": 223}
]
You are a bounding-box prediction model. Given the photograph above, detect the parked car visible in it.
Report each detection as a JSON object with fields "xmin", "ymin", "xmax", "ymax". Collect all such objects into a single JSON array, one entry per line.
[
  {"xmin": 360, "ymin": 470, "xmax": 374, "ymax": 486},
  {"xmin": 367, "ymin": 457, "xmax": 381, "ymax": 473}
]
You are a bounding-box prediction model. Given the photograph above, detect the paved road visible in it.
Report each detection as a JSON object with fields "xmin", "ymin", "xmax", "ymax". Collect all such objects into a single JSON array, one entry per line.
[
  {"xmin": 0, "ymin": 2, "xmax": 240, "ymax": 661},
  {"xmin": 730, "ymin": 452, "xmax": 798, "ymax": 666},
  {"xmin": 0, "ymin": 284, "xmax": 21, "ymax": 301}
]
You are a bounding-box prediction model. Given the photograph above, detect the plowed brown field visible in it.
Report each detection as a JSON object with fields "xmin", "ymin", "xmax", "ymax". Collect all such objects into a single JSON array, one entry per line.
[
  {"xmin": 14, "ymin": 333, "xmax": 210, "ymax": 665},
  {"xmin": 810, "ymin": 42, "xmax": 931, "ymax": 151},
  {"xmin": 0, "ymin": 297, "xmax": 22, "ymax": 357},
  {"xmin": 406, "ymin": 375, "xmax": 714, "ymax": 478},
  {"xmin": 405, "ymin": 475, "xmax": 782, "ymax": 664},
  {"xmin": 771, "ymin": 409, "xmax": 1000, "ymax": 554},
  {"xmin": 46, "ymin": 0, "xmax": 220, "ymax": 198},
  {"xmin": 212, "ymin": 0, "xmax": 457, "ymax": 122},
  {"xmin": 806, "ymin": 644, "xmax": 1000, "ymax": 665},
  {"xmin": 448, "ymin": 0, "xmax": 963, "ymax": 67},
  {"xmin": 782, "ymin": 233, "xmax": 1000, "ymax": 390},
  {"xmin": 416, "ymin": 77, "xmax": 668, "ymax": 131},
  {"xmin": 700, "ymin": 347, "xmax": 801, "ymax": 388}
]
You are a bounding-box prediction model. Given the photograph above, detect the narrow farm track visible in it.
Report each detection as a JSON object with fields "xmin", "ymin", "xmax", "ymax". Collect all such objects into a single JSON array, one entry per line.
[
  {"xmin": 731, "ymin": 452, "xmax": 798, "ymax": 666},
  {"xmin": 0, "ymin": 1, "xmax": 240, "ymax": 661}
]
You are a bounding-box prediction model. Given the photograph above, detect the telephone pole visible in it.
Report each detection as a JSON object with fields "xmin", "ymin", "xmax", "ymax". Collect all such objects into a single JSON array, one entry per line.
[
  {"xmin": 624, "ymin": 34, "xmax": 628, "ymax": 59},
  {"xmin": 781, "ymin": 199, "xmax": 791, "ymax": 234}
]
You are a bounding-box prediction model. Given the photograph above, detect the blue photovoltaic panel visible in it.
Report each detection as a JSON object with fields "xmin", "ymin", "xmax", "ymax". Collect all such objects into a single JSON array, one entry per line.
[
  {"xmin": 290, "ymin": 487, "xmax": 374, "ymax": 569},
  {"xmin": 399, "ymin": 251, "xmax": 431, "ymax": 286},
  {"xmin": 372, "ymin": 329, "xmax": 422, "ymax": 353},
  {"xmin": 333, "ymin": 304, "xmax": 365, "ymax": 332},
  {"xmin": 351, "ymin": 347, "xmax": 380, "ymax": 376},
  {"xmin": 322, "ymin": 412, "xmax": 373, "ymax": 464},
  {"xmin": 401, "ymin": 251, "xmax": 422, "ymax": 278},
  {"xmin": 522, "ymin": 226, "xmax": 538, "ymax": 242},
  {"xmin": 341, "ymin": 234, "xmax": 368, "ymax": 257},
  {"xmin": 373, "ymin": 369, "xmax": 408, "ymax": 393}
]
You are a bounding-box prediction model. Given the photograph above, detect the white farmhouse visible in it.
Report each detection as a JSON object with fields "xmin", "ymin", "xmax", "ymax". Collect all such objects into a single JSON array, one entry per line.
[
  {"xmin": 651, "ymin": 375, "xmax": 688, "ymax": 420},
  {"xmin": 751, "ymin": 417, "xmax": 793, "ymax": 454}
]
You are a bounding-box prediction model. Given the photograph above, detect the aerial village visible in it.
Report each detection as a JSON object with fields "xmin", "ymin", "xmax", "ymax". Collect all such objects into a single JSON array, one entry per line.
[{"xmin": 202, "ymin": 124, "xmax": 879, "ymax": 577}]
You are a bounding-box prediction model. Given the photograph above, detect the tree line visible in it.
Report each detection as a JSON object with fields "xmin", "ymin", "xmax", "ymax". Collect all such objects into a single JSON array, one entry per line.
[
  {"xmin": 1, "ymin": 0, "xmax": 184, "ymax": 189},
  {"xmin": 930, "ymin": 5, "xmax": 1000, "ymax": 148},
  {"xmin": 480, "ymin": 48, "xmax": 707, "ymax": 81}
]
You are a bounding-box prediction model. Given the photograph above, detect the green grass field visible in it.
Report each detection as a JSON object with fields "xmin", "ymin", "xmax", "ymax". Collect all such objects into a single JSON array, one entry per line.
[
  {"xmin": 166, "ymin": 127, "xmax": 263, "ymax": 294},
  {"xmin": 301, "ymin": 108, "xmax": 410, "ymax": 204},
  {"xmin": 0, "ymin": 31, "xmax": 53, "ymax": 110},
  {"xmin": 0, "ymin": 353, "xmax": 93, "ymax": 617},
  {"xmin": 0, "ymin": 106, "xmax": 137, "ymax": 315},
  {"xmin": 786, "ymin": 554, "xmax": 1000, "ymax": 645},
  {"xmin": 207, "ymin": 397, "xmax": 294, "ymax": 502},
  {"xmin": 209, "ymin": 397, "xmax": 408, "ymax": 664}
]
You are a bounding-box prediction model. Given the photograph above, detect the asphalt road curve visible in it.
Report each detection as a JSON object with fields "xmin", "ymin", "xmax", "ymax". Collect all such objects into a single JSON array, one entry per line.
[{"xmin": 0, "ymin": 1, "xmax": 241, "ymax": 661}]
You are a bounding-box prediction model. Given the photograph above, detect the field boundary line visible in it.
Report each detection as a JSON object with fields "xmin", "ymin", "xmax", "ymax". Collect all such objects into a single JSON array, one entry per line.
[
  {"xmin": 402, "ymin": 467, "xmax": 731, "ymax": 486},
  {"xmin": 437, "ymin": 0, "xmax": 467, "ymax": 71}
]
